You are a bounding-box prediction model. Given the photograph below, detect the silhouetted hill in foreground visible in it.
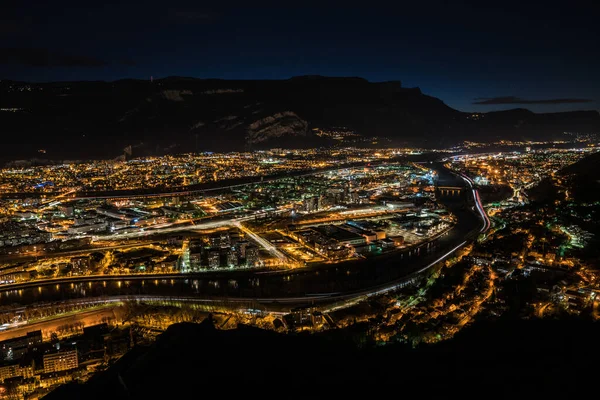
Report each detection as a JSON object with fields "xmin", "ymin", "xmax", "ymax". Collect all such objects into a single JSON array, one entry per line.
[
  {"xmin": 559, "ymin": 150, "xmax": 600, "ymax": 203},
  {"xmin": 528, "ymin": 149, "xmax": 600, "ymax": 204},
  {"xmin": 1, "ymin": 76, "xmax": 599, "ymax": 161},
  {"xmin": 47, "ymin": 316, "xmax": 600, "ymax": 400},
  {"xmin": 560, "ymin": 149, "xmax": 600, "ymax": 178}
]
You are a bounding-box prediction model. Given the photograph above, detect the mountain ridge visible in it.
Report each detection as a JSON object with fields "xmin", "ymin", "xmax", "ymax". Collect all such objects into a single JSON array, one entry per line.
[{"xmin": 1, "ymin": 76, "xmax": 598, "ymax": 161}]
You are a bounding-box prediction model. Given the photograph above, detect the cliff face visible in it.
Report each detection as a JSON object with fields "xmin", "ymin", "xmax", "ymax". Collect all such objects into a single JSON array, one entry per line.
[
  {"xmin": 246, "ymin": 112, "xmax": 308, "ymax": 145},
  {"xmin": 0, "ymin": 76, "xmax": 598, "ymax": 161}
]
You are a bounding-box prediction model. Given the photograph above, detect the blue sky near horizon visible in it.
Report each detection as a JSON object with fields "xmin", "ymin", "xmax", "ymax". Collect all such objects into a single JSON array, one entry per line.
[{"xmin": 1, "ymin": 1, "xmax": 598, "ymax": 113}]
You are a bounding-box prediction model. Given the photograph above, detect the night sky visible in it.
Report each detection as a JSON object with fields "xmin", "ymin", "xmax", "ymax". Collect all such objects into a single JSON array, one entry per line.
[{"xmin": 1, "ymin": 0, "xmax": 598, "ymax": 113}]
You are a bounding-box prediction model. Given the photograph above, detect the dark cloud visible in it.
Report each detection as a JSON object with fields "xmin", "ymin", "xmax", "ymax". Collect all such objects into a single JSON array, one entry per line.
[
  {"xmin": 473, "ymin": 96, "xmax": 594, "ymax": 105},
  {"xmin": 0, "ymin": 48, "xmax": 107, "ymax": 67}
]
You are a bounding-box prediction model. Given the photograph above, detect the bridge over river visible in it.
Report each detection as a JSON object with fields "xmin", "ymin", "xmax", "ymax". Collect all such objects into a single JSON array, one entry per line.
[{"xmin": 0, "ymin": 163, "xmax": 487, "ymax": 313}]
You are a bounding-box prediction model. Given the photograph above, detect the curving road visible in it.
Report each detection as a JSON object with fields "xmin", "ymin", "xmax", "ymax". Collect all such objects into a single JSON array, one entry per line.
[{"xmin": 0, "ymin": 163, "xmax": 490, "ymax": 313}]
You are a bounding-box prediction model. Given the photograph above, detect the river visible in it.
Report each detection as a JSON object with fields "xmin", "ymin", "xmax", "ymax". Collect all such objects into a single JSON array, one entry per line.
[{"xmin": 0, "ymin": 163, "xmax": 481, "ymax": 308}]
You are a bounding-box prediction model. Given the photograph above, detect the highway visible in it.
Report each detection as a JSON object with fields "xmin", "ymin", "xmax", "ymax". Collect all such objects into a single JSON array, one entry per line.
[
  {"xmin": 0, "ymin": 162, "xmax": 490, "ymax": 315},
  {"xmin": 0, "ymin": 241, "xmax": 162, "ymax": 263},
  {"xmin": 0, "ymin": 239, "xmax": 470, "ymax": 317},
  {"xmin": 89, "ymin": 210, "xmax": 289, "ymax": 261},
  {"xmin": 91, "ymin": 214, "xmax": 256, "ymax": 241},
  {"xmin": 231, "ymin": 220, "xmax": 288, "ymax": 261},
  {"xmin": 0, "ymin": 306, "xmax": 120, "ymax": 341},
  {"xmin": 457, "ymin": 171, "xmax": 491, "ymax": 233}
]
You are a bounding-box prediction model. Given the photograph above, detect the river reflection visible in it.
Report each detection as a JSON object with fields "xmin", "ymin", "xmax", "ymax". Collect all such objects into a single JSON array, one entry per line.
[
  {"xmin": 0, "ymin": 221, "xmax": 473, "ymax": 307},
  {"xmin": 0, "ymin": 165, "xmax": 479, "ymax": 308}
]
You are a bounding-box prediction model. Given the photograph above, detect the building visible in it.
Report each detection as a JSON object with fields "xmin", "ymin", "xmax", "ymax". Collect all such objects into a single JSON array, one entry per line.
[
  {"xmin": 380, "ymin": 238, "xmax": 396, "ymax": 249},
  {"xmin": 314, "ymin": 225, "xmax": 366, "ymax": 246},
  {"xmin": 0, "ymin": 270, "xmax": 31, "ymax": 284},
  {"xmin": 303, "ymin": 196, "xmax": 319, "ymax": 213},
  {"xmin": 209, "ymin": 234, "xmax": 221, "ymax": 247},
  {"xmin": 67, "ymin": 221, "xmax": 107, "ymax": 234},
  {"xmin": 43, "ymin": 349, "xmax": 78, "ymax": 373},
  {"xmin": 189, "ymin": 250, "xmax": 202, "ymax": 269},
  {"xmin": 236, "ymin": 240, "xmax": 249, "ymax": 259},
  {"xmin": 317, "ymin": 195, "xmax": 328, "ymax": 210},
  {"xmin": 326, "ymin": 188, "xmax": 345, "ymax": 205},
  {"xmin": 0, "ymin": 222, "xmax": 52, "ymax": 247},
  {"xmin": 0, "ymin": 359, "xmax": 34, "ymax": 383},
  {"xmin": 354, "ymin": 243, "xmax": 376, "ymax": 255},
  {"xmin": 390, "ymin": 236, "xmax": 404, "ymax": 246},
  {"xmin": 178, "ymin": 247, "xmax": 191, "ymax": 272},
  {"xmin": 207, "ymin": 250, "xmax": 221, "ymax": 269},
  {"xmin": 226, "ymin": 249, "xmax": 238, "ymax": 267},
  {"xmin": 415, "ymin": 220, "xmax": 448, "ymax": 236},
  {"xmin": 58, "ymin": 204, "xmax": 75, "ymax": 217},
  {"xmin": 245, "ymin": 246, "xmax": 260, "ymax": 267},
  {"xmin": 70, "ymin": 256, "xmax": 90, "ymax": 275},
  {"xmin": 219, "ymin": 232, "xmax": 231, "ymax": 248},
  {"xmin": 373, "ymin": 230, "xmax": 386, "ymax": 240},
  {"xmin": 385, "ymin": 201, "xmax": 415, "ymax": 209},
  {"xmin": 0, "ymin": 331, "xmax": 42, "ymax": 361}
]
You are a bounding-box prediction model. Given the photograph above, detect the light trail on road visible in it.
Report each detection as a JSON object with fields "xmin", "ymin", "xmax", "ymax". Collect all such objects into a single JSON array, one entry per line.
[
  {"xmin": 231, "ymin": 221, "xmax": 288, "ymax": 261},
  {"xmin": 0, "ymin": 162, "xmax": 488, "ymax": 316},
  {"xmin": 458, "ymin": 172, "xmax": 491, "ymax": 233}
]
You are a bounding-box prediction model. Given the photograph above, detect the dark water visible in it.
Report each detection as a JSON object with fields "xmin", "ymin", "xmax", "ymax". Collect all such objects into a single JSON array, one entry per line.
[{"xmin": 0, "ymin": 164, "xmax": 480, "ymax": 307}]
